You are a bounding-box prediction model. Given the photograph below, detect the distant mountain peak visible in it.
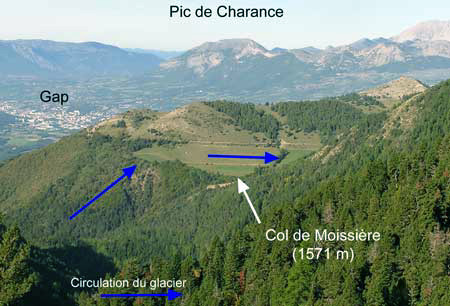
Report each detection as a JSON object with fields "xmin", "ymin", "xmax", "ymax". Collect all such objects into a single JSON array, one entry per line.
[
  {"xmin": 348, "ymin": 37, "xmax": 392, "ymax": 50},
  {"xmin": 349, "ymin": 38, "xmax": 375, "ymax": 50},
  {"xmin": 196, "ymin": 38, "xmax": 265, "ymax": 50},
  {"xmin": 392, "ymin": 20, "xmax": 450, "ymax": 42},
  {"xmin": 160, "ymin": 38, "xmax": 277, "ymax": 75},
  {"xmin": 271, "ymin": 47, "xmax": 288, "ymax": 53},
  {"xmin": 192, "ymin": 38, "xmax": 274, "ymax": 59}
]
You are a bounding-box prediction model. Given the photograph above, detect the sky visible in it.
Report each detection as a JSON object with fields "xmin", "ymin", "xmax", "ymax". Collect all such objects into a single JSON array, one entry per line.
[{"xmin": 1, "ymin": 0, "xmax": 449, "ymax": 51}]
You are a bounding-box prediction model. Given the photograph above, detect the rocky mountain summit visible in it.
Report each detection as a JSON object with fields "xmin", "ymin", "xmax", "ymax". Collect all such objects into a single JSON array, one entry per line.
[
  {"xmin": 160, "ymin": 39, "xmax": 275, "ymax": 75},
  {"xmin": 392, "ymin": 20, "xmax": 450, "ymax": 42}
]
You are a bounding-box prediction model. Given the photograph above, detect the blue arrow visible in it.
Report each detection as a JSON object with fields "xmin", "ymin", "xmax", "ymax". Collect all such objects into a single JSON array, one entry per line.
[
  {"xmin": 69, "ymin": 165, "xmax": 137, "ymax": 220},
  {"xmin": 208, "ymin": 152, "xmax": 279, "ymax": 164},
  {"xmin": 100, "ymin": 289, "xmax": 182, "ymax": 301}
]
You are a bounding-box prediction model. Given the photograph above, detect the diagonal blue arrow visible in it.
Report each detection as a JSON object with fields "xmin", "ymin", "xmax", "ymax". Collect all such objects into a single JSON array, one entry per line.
[
  {"xmin": 208, "ymin": 152, "xmax": 279, "ymax": 164},
  {"xmin": 69, "ymin": 165, "xmax": 137, "ymax": 220},
  {"xmin": 100, "ymin": 289, "xmax": 182, "ymax": 301}
]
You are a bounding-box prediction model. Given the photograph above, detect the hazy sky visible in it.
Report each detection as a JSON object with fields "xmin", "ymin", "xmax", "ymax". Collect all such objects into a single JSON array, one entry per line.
[{"xmin": 1, "ymin": 0, "xmax": 449, "ymax": 50}]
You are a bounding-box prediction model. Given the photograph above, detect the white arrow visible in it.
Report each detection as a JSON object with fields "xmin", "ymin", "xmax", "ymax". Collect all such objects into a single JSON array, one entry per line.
[{"xmin": 237, "ymin": 178, "xmax": 261, "ymax": 224}]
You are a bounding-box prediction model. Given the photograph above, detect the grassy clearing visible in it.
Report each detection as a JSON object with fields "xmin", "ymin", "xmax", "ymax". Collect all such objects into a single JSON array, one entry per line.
[
  {"xmin": 282, "ymin": 149, "xmax": 314, "ymax": 164},
  {"xmin": 135, "ymin": 142, "xmax": 314, "ymax": 176},
  {"xmin": 135, "ymin": 143, "xmax": 277, "ymax": 165},
  {"xmin": 279, "ymin": 130, "xmax": 322, "ymax": 150}
]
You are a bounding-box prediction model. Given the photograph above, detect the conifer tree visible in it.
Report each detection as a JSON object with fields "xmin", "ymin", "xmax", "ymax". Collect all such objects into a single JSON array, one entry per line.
[{"xmin": 0, "ymin": 222, "xmax": 37, "ymax": 305}]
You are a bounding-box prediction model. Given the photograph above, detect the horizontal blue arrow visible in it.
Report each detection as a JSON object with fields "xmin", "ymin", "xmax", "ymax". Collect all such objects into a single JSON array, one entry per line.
[
  {"xmin": 69, "ymin": 165, "xmax": 137, "ymax": 220},
  {"xmin": 101, "ymin": 289, "xmax": 182, "ymax": 301},
  {"xmin": 208, "ymin": 152, "xmax": 279, "ymax": 164}
]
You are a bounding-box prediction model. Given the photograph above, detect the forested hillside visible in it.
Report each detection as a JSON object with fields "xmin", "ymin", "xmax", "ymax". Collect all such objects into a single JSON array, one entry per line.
[
  {"xmin": 272, "ymin": 97, "xmax": 386, "ymax": 143},
  {"xmin": 204, "ymin": 101, "xmax": 280, "ymax": 140},
  {"xmin": 87, "ymin": 80, "xmax": 449, "ymax": 305},
  {"xmin": 0, "ymin": 80, "xmax": 448, "ymax": 305}
]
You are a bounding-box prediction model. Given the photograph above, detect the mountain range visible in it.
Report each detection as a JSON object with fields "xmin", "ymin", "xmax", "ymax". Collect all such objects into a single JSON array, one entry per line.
[
  {"xmin": 1, "ymin": 20, "xmax": 450, "ymax": 102},
  {"xmin": 146, "ymin": 20, "xmax": 450, "ymax": 101},
  {"xmin": 161, "ymin": 32, "xmax": 450, "ymax": 76},
  {"xmin": 0, "ymin": 40, "xmax": 162, "ymax": 78}
]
